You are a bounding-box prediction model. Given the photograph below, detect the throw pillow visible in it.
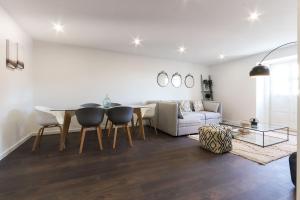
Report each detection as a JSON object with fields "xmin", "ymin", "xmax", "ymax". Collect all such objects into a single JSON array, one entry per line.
[
  {"xmin": 203, "ymin": 101, "xmax": 219, "ymax": 113},
  {"xmin": 180, "ymin": 100, "xmax": 192, "ymax": 112},
  {"xmin": 192, "ymin": 100, "xmax": 204, "ymax": 112},
  {"xmin": 178, "ymin": 106, "xmax": 184, "ymax": 119}
]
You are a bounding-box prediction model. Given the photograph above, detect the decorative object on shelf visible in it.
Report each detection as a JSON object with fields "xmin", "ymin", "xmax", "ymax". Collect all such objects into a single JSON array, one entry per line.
[
  {"xmin": 184, "ymin": 74, "xmax": 194, "ymax": 88},
  {"xmin": 249, "ymin": 41, "xmax": 297, "ymax": 77},
  {"xmin": 171, "ymin": 72, "xmax": 182, "ymax": 88},
  {"xmin": 250, "ymin": 118, "xmax": 259, "ymax": 127},
  {"xmin": 6, "ymin": 39, "xmax": 25, "ymax": 70},
  {"xmin": 157, "ymin": 71, "xmax": 169, "ymax": 87},
  {"xmin": 200, "ymin": 75, "xmax": 213, "ymax": 100},
  {"xmin": 6, "ymin": 39, "xmax": 18, "ymax": 69},
  {"xmin": 102, "ymin": 94, "xmax": 112, "ymax": 108}
]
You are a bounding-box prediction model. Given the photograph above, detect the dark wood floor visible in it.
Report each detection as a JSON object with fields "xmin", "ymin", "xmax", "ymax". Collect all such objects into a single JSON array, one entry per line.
[{"xmin": 0, "ymin": 127, "xmax": 295, "ymax": 200}]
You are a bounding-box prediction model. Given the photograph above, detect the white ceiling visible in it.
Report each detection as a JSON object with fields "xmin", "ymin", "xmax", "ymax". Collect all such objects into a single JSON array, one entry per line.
[{"xmin": 0, "ymin": 0, "xmax": 297, "ymax": 65}]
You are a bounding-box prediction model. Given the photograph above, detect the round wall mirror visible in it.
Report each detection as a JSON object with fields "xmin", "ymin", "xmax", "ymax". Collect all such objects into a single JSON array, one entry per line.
[
  {"xmin": 157, "ymin": 71, "xmax": 169, "ymax": 87},
  {"xmin": 185, "ymin": 74, "xmax": 194, "ymax": 88},
  {"xmin": 171, "ymin": 72, "xmax": 182, "ymax": 88}
]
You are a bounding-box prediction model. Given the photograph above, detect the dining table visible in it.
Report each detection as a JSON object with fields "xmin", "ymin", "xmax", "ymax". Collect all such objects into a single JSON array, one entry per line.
[{"xmin": 51, "ymin": 105, "xmax": 149, "ymax": 151}]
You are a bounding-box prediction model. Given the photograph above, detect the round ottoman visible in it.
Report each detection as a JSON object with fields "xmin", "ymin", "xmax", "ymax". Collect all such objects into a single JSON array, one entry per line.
[{"xmin": 199, "ymin": 124, "xmax": 233, "ymax": 154}]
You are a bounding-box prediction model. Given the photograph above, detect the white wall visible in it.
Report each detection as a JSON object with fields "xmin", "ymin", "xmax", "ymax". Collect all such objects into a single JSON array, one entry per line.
[
  {"xmin": 297, "ymin": 0, "xmax": 300, "ymax": 197},
  {"xmin": 0, "ymin": 6, "xmax": 34, "ymax": 159},
  {"xmin": 210, "ymin": 46, "xmax": 297, "ymax": 121},
  {"xmin": 33, "ymin": 41, "xmax": 208, "ymax": 129}
]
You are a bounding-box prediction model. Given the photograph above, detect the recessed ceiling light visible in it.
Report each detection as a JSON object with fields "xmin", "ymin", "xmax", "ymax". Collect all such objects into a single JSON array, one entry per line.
[
  {"xmin": 52, "ymin": 22, "xmax": 64, "ymax": 33},
  {"xmin": 178, "ymin": 46, "xmax": 186, "ymax": 54},
  {"xmin": 247, "ymin": 11, "xmax": 261, "ymax": 22},
  {"xmin": 219, "ymin": 54, "xmax": 225, "ymax": 59},
  {"xmin": 132, "ymin": 37, "xmax": 142, "ymax": 47}
]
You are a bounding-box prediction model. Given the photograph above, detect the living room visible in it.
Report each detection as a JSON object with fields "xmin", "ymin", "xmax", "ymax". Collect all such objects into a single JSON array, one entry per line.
[{"xmin": 0, "ymin": 0, "xmax": 299, "ymax": 199}]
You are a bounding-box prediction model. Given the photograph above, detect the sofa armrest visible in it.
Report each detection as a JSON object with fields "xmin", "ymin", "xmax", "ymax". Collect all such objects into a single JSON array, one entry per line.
[{"xmin": 158, "ymin": 102, "xmax": 178, "ymax": 136}]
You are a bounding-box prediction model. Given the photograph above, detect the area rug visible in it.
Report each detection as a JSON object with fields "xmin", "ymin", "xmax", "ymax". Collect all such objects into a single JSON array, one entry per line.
[{"xmin": 188, "ymin": 133, "xmax": 297, "ymax": 165}]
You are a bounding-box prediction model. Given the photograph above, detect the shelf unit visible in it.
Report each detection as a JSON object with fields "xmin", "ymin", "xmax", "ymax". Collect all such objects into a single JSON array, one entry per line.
[{"xmin": 200, "ymin": 75, "xmax": 213, "ymax": 101}]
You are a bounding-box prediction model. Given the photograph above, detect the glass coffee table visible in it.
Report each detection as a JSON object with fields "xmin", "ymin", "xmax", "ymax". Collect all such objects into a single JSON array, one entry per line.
[{"xmin": 220, "ymin": 121, "xmax": 289, "ymax": 148}]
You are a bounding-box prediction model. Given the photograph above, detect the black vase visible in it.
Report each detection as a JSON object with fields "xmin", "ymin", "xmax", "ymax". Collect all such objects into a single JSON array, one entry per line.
[{"xmin": 289, "ymin": 152, "xmax": 297, "ymax": 186}]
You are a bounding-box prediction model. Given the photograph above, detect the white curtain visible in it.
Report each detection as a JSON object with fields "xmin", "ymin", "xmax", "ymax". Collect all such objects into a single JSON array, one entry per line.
[{"xmin": 256, "ymin": 56, "xmax": 298, "ymax": 131}]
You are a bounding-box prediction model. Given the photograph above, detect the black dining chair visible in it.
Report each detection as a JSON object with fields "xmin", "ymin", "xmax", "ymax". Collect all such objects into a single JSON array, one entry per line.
[
  {"xmin": 75, "ymin": 107, "xmax": 105, "ymax": 154},
  {"xmin": 104, "ymin": 102, "xmax": 122, "ymax": 130},
  {"xmin": 81, "ymin": 103, "xmax": 101, "ymax": 108},
  {"xmin": 107, "ymin": 106, "xmax": 133, "ymax": 149}
]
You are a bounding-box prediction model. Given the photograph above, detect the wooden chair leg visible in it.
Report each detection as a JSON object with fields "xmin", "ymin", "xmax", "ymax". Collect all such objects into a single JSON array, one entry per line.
[
  {"xmin": 108, "ymin": 122, "xmax": 113, "ymax": 137},
  {"xmin": 131, "ymin": 117, "xmax": 135, "ymax": 133},
  {"xmin": 32, "ymin": 127, "xmax": 43, "ymax": 152},
  {"xmin": 126, "ymin": 125, "xmax": 133, "ymax": 147},
  {"xmin": 104, "ymin": 118, "xmax": 109, "ymax": 131},
  {"xmin": 38, "ymin": 127, "xmax": 45, "ymax": 148},
  {"xmin": 97, "ymin": 126, "xmax": 103, "ymax": 151},
  {"xmin": 113, "ymin": 126, "xmax": 118, "ymax": 149},
  {"xmin": 79, "ymin": 127, "xmax": 83, "ymax": 143},
  {"xmin": 79, "ymin": 128, "xmax": 86, "ymax": 154}
]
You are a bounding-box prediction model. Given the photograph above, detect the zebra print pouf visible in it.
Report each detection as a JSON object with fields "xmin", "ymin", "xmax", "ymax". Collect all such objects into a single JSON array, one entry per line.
[{"xmin": 199, "ymin": 125, "xmax": 233, "ymax": 154}]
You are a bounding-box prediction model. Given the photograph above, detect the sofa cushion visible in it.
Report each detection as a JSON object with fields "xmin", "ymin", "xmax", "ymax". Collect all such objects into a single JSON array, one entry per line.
[
  {"xmin": 203, "ymin": 101, "xmax": 220, "ymax": 113},
  {"xmin": 180, "ymin": 100, "xmax": 192, "ymax": 112},
  {"xmin": 192, "ymin": 100, "xmax": 204, "ymax": 112},
  {"xmin": 202, "ymin": 111, "xmax": 221, "ymax": 119},
  {"xmin": 178, "ymin": 106, "xmax": 184, "ymax": 119},
  {"xmin": 179, "ymin": 112, "xmax": 205, "ymax": 125}
]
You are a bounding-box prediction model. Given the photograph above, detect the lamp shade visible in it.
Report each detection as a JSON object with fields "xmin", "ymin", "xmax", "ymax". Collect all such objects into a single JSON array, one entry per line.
[
  {"xmin": 249, "ymin": 64, "xmax": 270, "ymax": 77},
  {"xmin": 249, "ymin": 42, "xmax": 296, "ymax": 77}
]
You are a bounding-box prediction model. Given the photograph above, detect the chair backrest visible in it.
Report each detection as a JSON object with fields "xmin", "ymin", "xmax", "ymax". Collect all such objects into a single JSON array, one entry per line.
[
  {"xmin": 35, "ymin": 106, "xmax": 59, "ymax": 126},
  {"xmin": 81, "ymin": 103, "xmax": 101, "ymax": 108},
  {"xmin": 75, "ymin": 108, "xmax": 105, "ymax": 127},
  {"xmin": 107, "ymin": 106, "xmax": 133, "ymax": 125},
  {"xmin": 142, "ymin": 103, "xmax": 157, "ymax": 118}
]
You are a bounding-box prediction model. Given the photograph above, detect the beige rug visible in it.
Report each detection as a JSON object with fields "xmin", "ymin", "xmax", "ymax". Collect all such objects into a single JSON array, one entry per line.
[{"xmin": 188, "ymin": 132, "xmax": 297, "ymax": 165}]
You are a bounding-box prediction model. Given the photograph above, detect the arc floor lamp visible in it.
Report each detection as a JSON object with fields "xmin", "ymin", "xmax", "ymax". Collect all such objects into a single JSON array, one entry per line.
[{"xmin": 249, "ymin": 41, "xmax": 297, "ymax": 77}]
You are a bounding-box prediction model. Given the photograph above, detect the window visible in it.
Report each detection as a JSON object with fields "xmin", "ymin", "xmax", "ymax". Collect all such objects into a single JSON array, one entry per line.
[{"xmin": 256, "ymin": 55, "xmax": 298, "ymax": 131}]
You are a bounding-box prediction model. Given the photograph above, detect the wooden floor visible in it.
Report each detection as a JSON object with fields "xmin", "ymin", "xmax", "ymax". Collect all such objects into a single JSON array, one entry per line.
[{"xmin": 0, "ymin": 127, "xmax": 295, "ymax": 200}]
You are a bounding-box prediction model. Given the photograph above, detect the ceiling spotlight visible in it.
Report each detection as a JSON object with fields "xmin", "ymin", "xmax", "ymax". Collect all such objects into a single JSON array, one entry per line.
[
  {"xmin": 132, "ymin": 37, "xmax": 142, "ymax": 47},
  {"xmin": 247, "ymin": 11, "xmax": 261, "ymax": 22},
  {"xmin": 178, "ymin": 46, "xmax": 186, "ymax": 54},
  {"xmin": 219, "ymin": 54, "xmax": 225, "ymax": 59},
  {"xmin": 52, "ymin": 22, "xmax": 64, "ymax": 33}
]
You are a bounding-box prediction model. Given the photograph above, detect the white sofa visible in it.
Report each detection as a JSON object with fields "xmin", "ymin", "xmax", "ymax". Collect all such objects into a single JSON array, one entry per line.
[{"xmin": 156, "ymin": 100, "xmax": 222, "ymax": 136}]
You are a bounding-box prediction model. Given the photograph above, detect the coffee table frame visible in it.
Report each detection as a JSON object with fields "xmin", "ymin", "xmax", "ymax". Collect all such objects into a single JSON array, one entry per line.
[{"xmin": 220, "ymin": 122, "xmax": 289, "ymax": 148}]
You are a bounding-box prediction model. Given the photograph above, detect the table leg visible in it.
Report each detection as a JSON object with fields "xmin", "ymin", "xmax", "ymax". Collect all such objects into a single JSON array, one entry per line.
[
  {"xmin": 134, "ymin": 108, "xmax": 145, "ymax": 140},
  {"xmin": 60, "ymin": 111, "xmax": 72, "ymax": 151},
  {"xmin": 131, "ymin": 117, "xmax": 135, "ymax": 133}
]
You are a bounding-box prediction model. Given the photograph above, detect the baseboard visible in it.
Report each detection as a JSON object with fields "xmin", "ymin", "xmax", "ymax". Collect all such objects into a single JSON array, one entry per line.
[
  {"xmin": 0, "ymin": 128, "xmax": 82, "ymax": 161},
  {"xmin": 0, "ymin": 125, "xmax": 146, "ymax": 160},
  {"xmin": 0, "ymin": 133, "xmax": 32, "ymax": 161},
  {"xmin": 32, "ymin": 128, "xmax": 81, "ymax": 136}
]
